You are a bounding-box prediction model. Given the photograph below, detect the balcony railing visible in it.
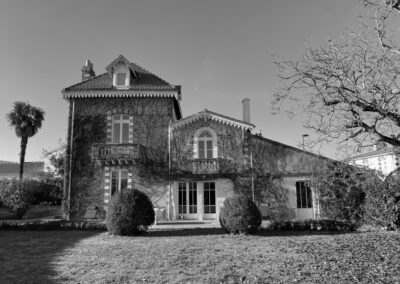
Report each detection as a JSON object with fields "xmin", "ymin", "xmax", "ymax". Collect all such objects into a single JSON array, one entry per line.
[
  {"xmin": 92, "ymin": 143, "xmax": 144, "ymax": 165},
  {"xmin": 192, "ymin": 158, "xmax": 219, "ymax": 173}
]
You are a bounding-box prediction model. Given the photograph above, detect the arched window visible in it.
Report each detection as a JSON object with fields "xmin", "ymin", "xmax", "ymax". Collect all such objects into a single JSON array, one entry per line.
[
  {"xmin": 198, "ymin": 131, "xmax": 213, "ymax": 159},
  {"xmin": 193, "ymin": 127, "xmax": 218, "ymax": 159}
]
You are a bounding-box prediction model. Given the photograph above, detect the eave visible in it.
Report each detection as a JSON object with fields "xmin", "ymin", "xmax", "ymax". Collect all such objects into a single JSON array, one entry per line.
[
  {"xmin": 62, "ymin": 90, "xmax": 179, "ymax": 100},
  {"xmin": 172, "ymin": 110, "xmax": 255, "ymax": 130}
]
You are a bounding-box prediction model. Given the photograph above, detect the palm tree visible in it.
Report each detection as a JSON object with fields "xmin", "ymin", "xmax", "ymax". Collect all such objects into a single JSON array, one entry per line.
[{"xmin": 6, "ymin": 102, "xmax": 45, "ymax": 179}]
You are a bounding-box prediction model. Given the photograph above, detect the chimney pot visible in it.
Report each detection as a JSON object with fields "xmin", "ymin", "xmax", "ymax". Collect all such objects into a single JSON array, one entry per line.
[
  {"xmin": 81, "ymin": 59, "xmax": 96, "ymax": 81},
  {"xmin": 242, "ymin": 98, "xmax": 251, "ymax": 123}
]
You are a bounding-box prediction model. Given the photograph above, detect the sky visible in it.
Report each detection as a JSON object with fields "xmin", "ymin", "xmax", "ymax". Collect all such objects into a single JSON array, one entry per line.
[{"xmin": 0, "ymin": 0, "xmax": 363, "ymax": 162}]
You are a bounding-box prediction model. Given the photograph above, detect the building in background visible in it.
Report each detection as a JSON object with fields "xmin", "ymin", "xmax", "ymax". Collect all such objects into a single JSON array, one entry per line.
[
  {"xmin": 0, "ymin": 161, "xmax": 45, "ymax": 179},
  {"xmin": 347, "ymin": 143, "xmax": 400, "ymax": 176}
]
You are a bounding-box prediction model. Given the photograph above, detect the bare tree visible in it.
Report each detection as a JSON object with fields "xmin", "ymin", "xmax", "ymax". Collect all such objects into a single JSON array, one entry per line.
[{"xmin": 273, "ymin": 1, "xmax": 400, "ymax": 152}]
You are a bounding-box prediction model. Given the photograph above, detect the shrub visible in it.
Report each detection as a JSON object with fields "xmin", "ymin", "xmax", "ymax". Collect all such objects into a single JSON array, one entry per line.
[
  {"xmin": 106, "ymin": 189, "xmax": 155, "ymax": 236},
  {"xmin": 219, "ymin": 196, "xmax": 261, "ymax": 234},
  {"xmin": 0, "ymin": 178, "xmax": 37, "ymax": 218},
  {"xmin": 364, "ymin": 173, "xmax": 400, "ymax": 230},
  {"xmin": 269, "ymin": 219, "xmax": 356, "ymax": 231},
  {"xmin": 316, "ymin": 161, "xmax": 379, "ymax": 224},
  {"xmin": 31, "ymin": 175, "xmax": 63, "ymax": 205}
]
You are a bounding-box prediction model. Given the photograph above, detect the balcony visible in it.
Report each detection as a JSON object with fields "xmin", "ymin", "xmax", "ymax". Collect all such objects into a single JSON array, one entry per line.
[
  {"xmin": 192, "ymin": 158, "xmax": 219, "ymax": 174},
  {"xmin": 92, "ymin": 143, "xmax": 144, "ymax": 165}
]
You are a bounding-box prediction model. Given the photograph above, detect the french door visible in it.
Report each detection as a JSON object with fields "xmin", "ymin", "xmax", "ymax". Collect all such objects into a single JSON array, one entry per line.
[
  {"xmin": 178, "ymin": 182, "xmax": 197, "ymax": 214},
  {"xmin": 203, "ymin": 182, "xmax": 216, "ymax": 214}
]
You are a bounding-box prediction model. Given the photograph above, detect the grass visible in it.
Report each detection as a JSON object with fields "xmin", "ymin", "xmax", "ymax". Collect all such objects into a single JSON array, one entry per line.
[{"xmin": 1, "ymin": 229, "xmax": 400, "ymax": 283}]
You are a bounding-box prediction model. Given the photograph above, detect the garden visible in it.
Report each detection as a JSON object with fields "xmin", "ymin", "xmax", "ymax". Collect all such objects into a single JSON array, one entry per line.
[
  {"xmin": 1, "ymin": 160, "xmax": 400, "ymax": 283},
  {"xmin": 1, "ymin": 228, "xmax": 400, "ymax": 283}
]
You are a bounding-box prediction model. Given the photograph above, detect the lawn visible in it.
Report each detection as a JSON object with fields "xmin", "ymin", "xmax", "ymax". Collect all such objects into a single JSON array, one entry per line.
[{"xmin": 0, "ymin": 229, "xmax": 400, "ymax": 283}]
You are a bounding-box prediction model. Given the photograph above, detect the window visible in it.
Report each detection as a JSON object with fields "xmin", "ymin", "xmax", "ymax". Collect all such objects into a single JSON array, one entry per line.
[
  {"xmin": 204, "ymin": 182, "xmax": 216, "ymax": 214},
  {"xmin": 296, "ymin": 181, "xmax": 312, "ymax": 209},
  {"xmin": 116, "ymin": 73, "xmax": 126, "ymax": 86},
  {"xmin": 178, "ymin": 183, "xmax": 187, "ymax": 214},
  {"xmin": 198, "ymin": 131, "xmax": 213, "ymax": 159},
  {"xmin": 178, "ymin": 182, "xmax": 197, "ymax": 214},
  {"xmin": 111, "ymin": 170, "xmax": 128, "ymax": 196},
  {"xmin": 112, "ymin": 115, "xmax": 130, "ymax": 144},
  {"xmin": 189, "ymin": 182, "xmax": 197, "ymax": 213}
]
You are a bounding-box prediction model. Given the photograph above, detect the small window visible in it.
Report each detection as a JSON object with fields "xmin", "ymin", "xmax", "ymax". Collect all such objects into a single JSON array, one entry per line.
[
  {"xmin": 296, "ymin": 181, "xmax": 312, "ymax": 209},
  {"xmin": 116, "ymin": 73, "xmax": 126, "ymax": 86}
]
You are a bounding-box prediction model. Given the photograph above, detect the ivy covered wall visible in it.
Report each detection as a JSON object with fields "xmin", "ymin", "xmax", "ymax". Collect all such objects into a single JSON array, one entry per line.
[{"xmin": 64, "ymin": 97, "xmax": 177, "ymax": 219}]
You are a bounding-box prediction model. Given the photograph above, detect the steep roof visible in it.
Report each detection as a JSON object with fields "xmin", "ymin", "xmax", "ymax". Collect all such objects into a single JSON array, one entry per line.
[
  {"xmin": 62, "ymin": 55, "xmax": 183, "ymax": 119},
  {"xmin": 62, "ymin": 55, "xmax": 180, "ymax": 94},
  {"xmin": 171, "ymin": 109, "xmax": 255, "ymax": 130}
]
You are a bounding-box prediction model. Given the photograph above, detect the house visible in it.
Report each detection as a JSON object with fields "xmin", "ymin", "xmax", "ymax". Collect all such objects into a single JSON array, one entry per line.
[
  {"xmin": 62, "ymin": 55, "xmax": 329, "ymax": 221},
  {"xmin": 0, "ymin": 161, "xmax": 44, "ymax": 179},
  {"xmin": 347, "ymin": 143, "xmax": 400, "ymax": 176}
]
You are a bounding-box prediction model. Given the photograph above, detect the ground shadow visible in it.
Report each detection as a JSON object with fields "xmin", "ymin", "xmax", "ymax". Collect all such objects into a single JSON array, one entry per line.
[
  {"xmin": 147, "ymin": 227, "xmax": 226, "ymax": 237},
  {"xmin": 146, "ymin": 227, "xmax": 356, "ymax": 237},
  {"xmin": 0, "ymin": 229, "xmax": 101, "ymax": 284}
]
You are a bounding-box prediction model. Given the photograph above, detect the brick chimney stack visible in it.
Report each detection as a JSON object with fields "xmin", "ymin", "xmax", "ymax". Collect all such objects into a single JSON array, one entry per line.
[
  {"xmin": 81, "ymin": 59, "xmax": 96, "ymax": 81},
  {"xmin": 242, "ymin": 98, "xmax": 251, "ymax": 123}
]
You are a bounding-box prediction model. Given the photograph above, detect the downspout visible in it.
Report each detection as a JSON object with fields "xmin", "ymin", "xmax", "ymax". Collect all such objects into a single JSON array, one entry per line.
[
  {"xmin": 168, "ymin": 121, "xmax": 171, "ymax": 221},
  {"xmin": 68, "ymin": 99, "xmax": 75, "ymax": 221}
]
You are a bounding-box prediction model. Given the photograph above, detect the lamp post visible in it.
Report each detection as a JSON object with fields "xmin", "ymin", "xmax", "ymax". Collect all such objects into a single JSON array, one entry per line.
[{"xmin": 302, "ymin": 134, "xmax": 309, "ymax": 150}]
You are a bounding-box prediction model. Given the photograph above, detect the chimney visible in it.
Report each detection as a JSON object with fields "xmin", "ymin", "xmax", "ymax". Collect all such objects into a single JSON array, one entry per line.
[
  {"xmin": 81, "ymin": 59, "xmax": 96, "ymax": 81},
  {"xmin": 242, "ymin": 98, "xmax": 251, "ymax": 123}
]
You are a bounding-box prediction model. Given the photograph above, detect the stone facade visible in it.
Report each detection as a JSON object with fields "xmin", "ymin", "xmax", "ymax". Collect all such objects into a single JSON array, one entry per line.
[{"xmin": 62, "ymin": 55, "xmax": 329, "ymax": 221}]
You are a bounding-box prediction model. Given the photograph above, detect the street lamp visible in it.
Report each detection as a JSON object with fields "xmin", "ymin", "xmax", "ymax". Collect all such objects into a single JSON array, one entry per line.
[{"xmin": 302, "ymin": 134, "xmax": 309, "ymax": 150}]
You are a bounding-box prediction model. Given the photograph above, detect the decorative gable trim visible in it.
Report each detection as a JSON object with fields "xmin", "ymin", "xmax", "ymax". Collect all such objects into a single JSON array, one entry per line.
[
  {"xmin": 62, "ymin": 90, "xmax": 178, "ymax": 99},
  {"xmin": 172, "ymin": 110, "xmax": 255, "ymax": 130}
]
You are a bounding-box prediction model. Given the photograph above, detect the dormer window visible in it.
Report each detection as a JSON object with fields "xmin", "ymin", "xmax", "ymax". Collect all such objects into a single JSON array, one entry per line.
[
  {"xmin": 112, "ymin": 62, "xmax": 130, "ymax": 89},
  {"xmin": 116, "ymin": 73, "xmax": 126, "ymax": 86}
]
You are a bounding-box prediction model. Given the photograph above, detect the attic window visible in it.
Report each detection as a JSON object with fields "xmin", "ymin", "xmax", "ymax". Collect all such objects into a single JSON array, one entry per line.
[{"xmin": 116, "ymin": 73, "xmax": 127, "ymax": 86}]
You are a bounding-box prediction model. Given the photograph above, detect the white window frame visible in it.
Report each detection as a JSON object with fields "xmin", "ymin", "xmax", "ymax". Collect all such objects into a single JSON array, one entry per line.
[
  {"xmin": 178, "ymin": 182, "xmax": 197, "ymax": 214},
  {"xmin": 296, "ymin": 180, "xmax": 312, "ymax": 209},
  {"xmin": 112, "ymin": 114, "xmax": 130, "ymax": 144},
  {"xmin": 112, "ymin": 63, "xmax": 130, "ymax": 89},
  {"xmin": 193, "ymin": 127, "xmax": 218, "ymax": 159},
  {"xmin": 111, "ymin": 170, "xmax": 128, "ymax": 196}
]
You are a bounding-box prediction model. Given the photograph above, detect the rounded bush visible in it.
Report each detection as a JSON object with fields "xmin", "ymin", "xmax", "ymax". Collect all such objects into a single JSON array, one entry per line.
[
  {"xmin": 106, "ymin": 188, "xmax": 155, "ymax": 236},
  {"xmin": 0, "ymin": 178, "xmax": 39, "ymax": 218},
  {"xmin": 219, "ymin": 196, "xmax": 262, "ymax": 234}
]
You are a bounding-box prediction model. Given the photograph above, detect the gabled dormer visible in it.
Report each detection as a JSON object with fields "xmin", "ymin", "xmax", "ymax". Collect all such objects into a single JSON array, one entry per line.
[{"xmin": 105, "ymin": 54, "xmax": 138, "ymax": 89}]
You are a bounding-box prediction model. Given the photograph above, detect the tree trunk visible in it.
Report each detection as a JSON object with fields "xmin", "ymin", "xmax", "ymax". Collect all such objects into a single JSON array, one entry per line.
[{"xmin": 19, "ymin": 135, "xmax": 28, "ymax": 179}]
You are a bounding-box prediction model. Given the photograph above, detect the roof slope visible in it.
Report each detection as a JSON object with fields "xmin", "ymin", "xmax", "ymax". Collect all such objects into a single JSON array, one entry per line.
[
  {"xmin": 171, "ymin": 109, "xmax": 255, "ymax": 130},
  {"xmin": 63, "ymin": 56, "xmax": 178, "ymax": 93}
]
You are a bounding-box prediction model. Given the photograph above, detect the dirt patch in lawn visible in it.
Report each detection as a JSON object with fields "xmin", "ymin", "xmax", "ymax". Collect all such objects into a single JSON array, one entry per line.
[{"xmin": 1, "ymin": 230, "xmax": 400, "ymax": 283}]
